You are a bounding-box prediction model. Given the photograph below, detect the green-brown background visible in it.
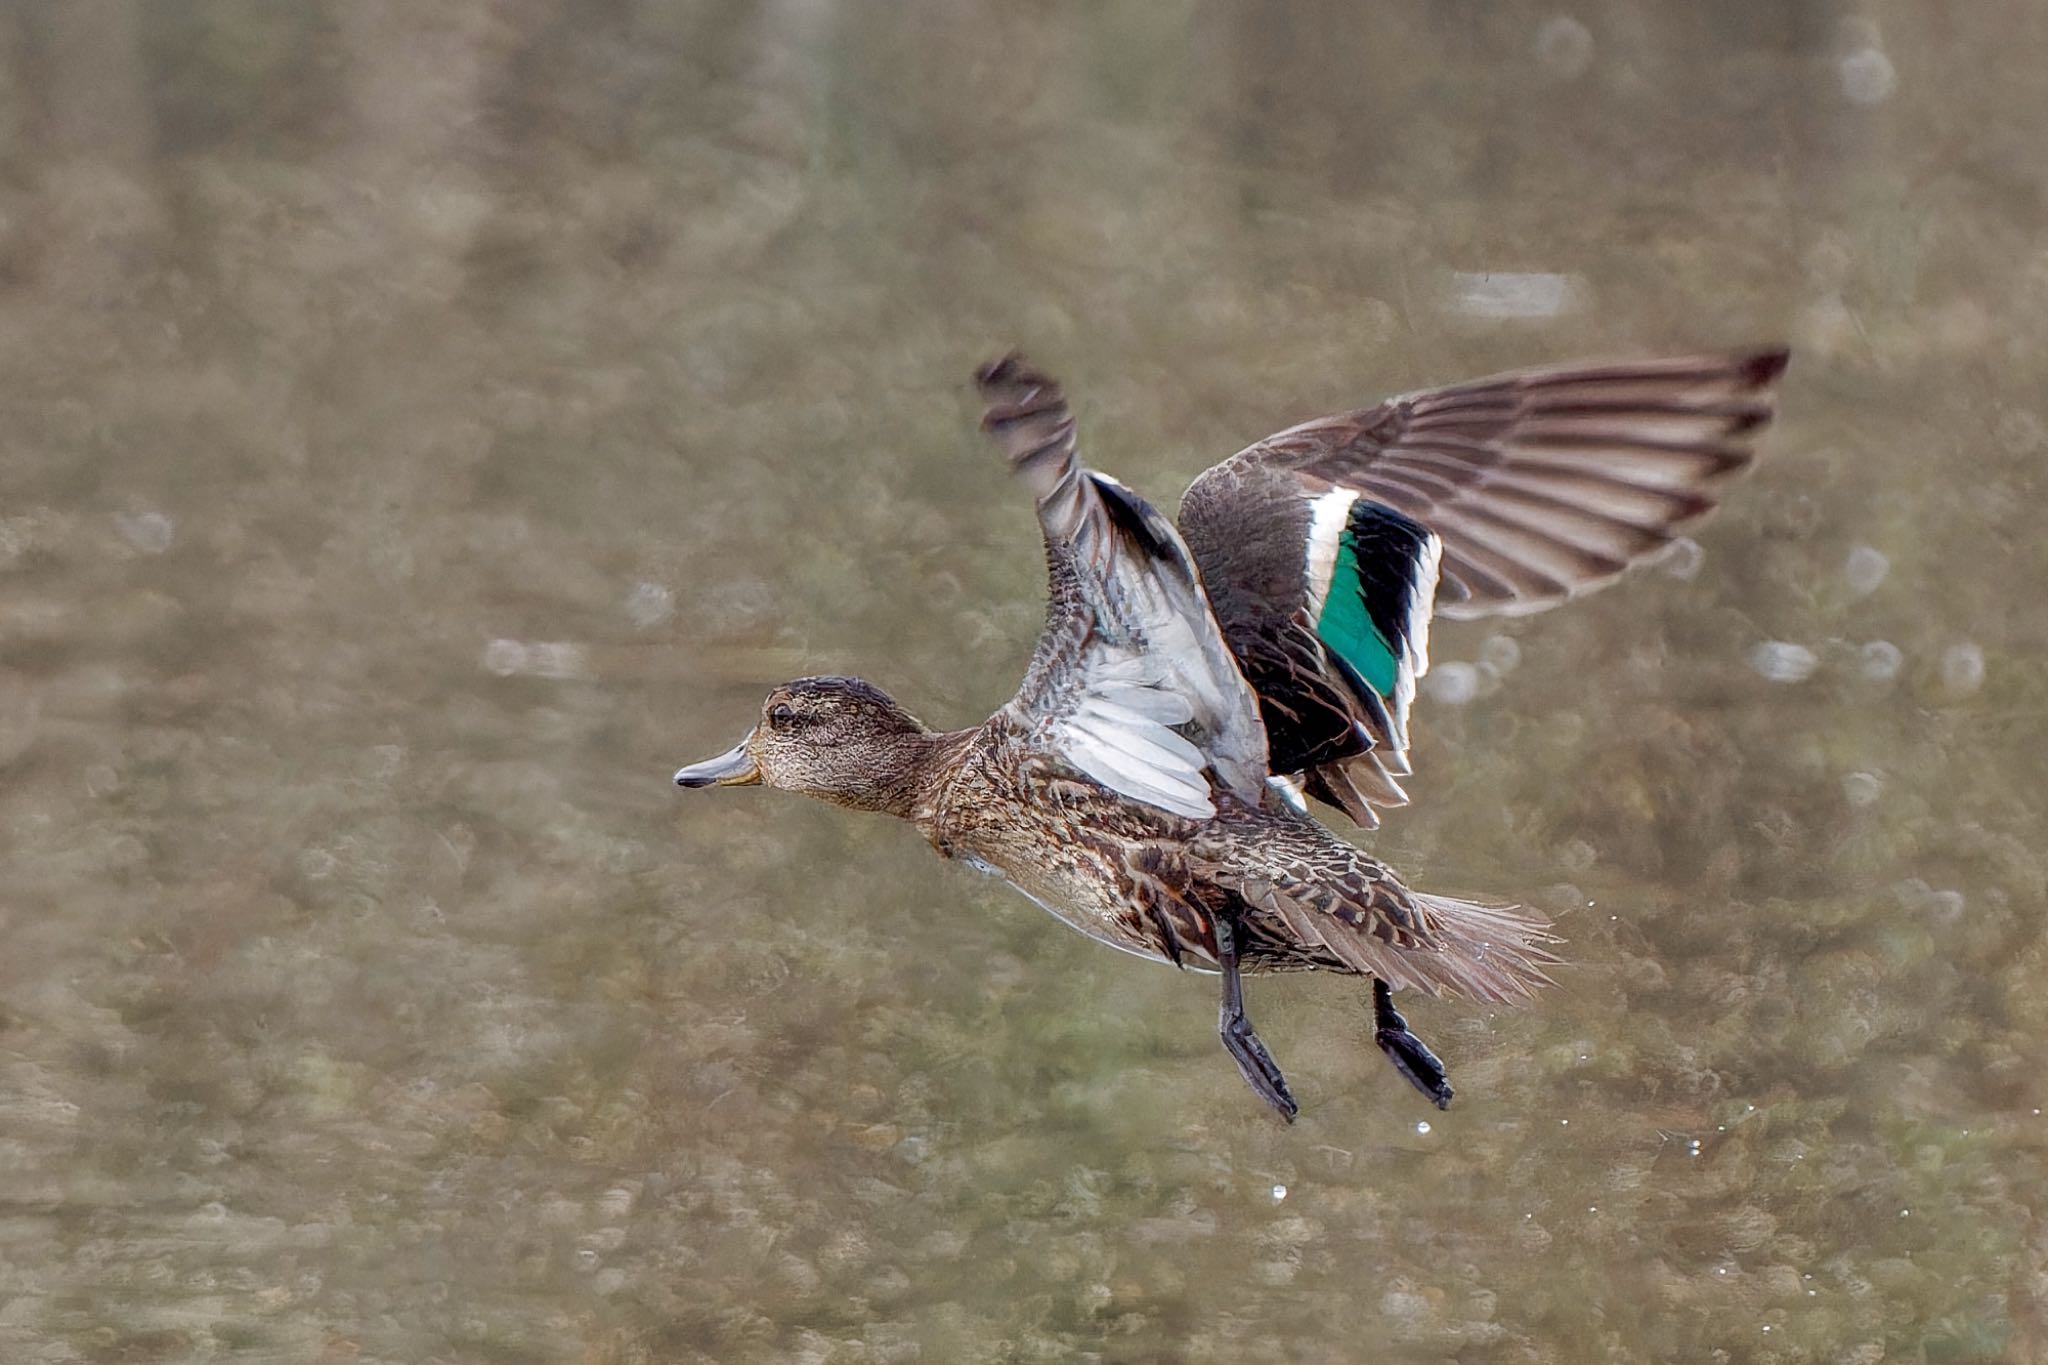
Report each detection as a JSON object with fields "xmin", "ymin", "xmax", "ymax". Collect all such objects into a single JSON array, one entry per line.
[{"xmin": 2, "ymin": 2, "xmax": 2044, "ymax": 1362}]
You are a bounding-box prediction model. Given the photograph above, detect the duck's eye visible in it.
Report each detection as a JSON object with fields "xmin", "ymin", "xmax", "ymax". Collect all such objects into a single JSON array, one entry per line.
[{"xmin": 768, "ymin": 702, "xmax": 796, "ymax": 728}]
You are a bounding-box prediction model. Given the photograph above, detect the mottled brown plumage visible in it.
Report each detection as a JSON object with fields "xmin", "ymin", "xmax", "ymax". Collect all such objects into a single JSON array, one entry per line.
[
  {"xmin": 677, "ymin": 346, "xmax": 1788, "ymax": 1120},
  {"xmin": 913, "ymin": 710, "xmax": 1553, "ymax": 1000}
]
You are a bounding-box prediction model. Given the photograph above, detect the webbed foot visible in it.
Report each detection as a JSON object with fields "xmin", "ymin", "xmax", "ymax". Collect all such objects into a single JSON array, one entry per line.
[
  {"xmin": 1213, "ymin": 912, "xmax": 1298, "ymax": 1121},
  {"xmin": 1374, "ymin": 978, "xmax": 1453, "ymax": 1110},
  {"xmin": 1221, "ymin": 1007, "xmax": 1299, "ymax": 1121}
]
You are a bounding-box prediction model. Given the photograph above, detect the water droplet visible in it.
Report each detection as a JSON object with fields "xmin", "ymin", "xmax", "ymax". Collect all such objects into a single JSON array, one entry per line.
[
  {"xmin": 625, "ymin": 580, "xmax": 674, "ymax": 628},
  {"xmin": 1657, "ymin": 536, "xmax": 1705, "ymax": 581},
  {"xmin": 1843, "ymin": 544, "xmax": 1889, "ymax": 596},
  {"xmin": 1270, "ymin": 1183, "xmax": 1288, "ymax": 1203},
  {"xmin": 1446, "ymin": 271, "xmax": 1582, "ymax": 319},
  {"xmin": 1479, "ymin": 635, "xmax": 1522, "ymax": 673},
  {"xmin": 1749, "ymin": 640, "xmax": 1818, "ymax": 683},
  {"xmin": 482, "ymin": 639, "xmax": 528, "ymax": 676},
  {"xmin": 1899, "ymin": 1207, "xmax": 1910, "ymax": 1217},
  {"xmin": 113, "ymin": 509, "xmax": 175, "ymax": 554},
  {"xmin": 1533, "ymin": 14, "xmax": 1595, "ymax": 78},
  {"xmin": 1939, "ymin": 642, "xmax": 1985, "ymax": 697},
  {"xmin": 1839, "ymin": 47, "xmax": 1897, "ymax": 104},
  {"xmin": 1424, "ymin": 661, "xmax": 1481, "ymax": 705},
  {"xmin": 1859, "ymin": 640, "xmax": 1903, "ymax": 683},
  {"xmin": 1842, "ymin": 771, "xmax": 1882, "ymax": 807},
  {"xmin": 1415, "ymin": 1121, "xmax": 1431, "ymax": 1135},
  {"xmin": 1924, "ymin": 889, "xmax": 1965, "ymax": 924}
]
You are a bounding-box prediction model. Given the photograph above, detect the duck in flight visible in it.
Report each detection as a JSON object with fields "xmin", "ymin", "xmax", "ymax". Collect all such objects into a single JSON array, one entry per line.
[{"xmin": 675, "ymin": 347, "xmax": 1790, "ymax": 1119}]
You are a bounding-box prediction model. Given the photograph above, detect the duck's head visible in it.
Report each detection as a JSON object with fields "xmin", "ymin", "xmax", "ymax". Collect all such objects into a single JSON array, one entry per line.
[{"xmin": 674, "ymin": 675, "xmax": 938, "ymax": 814}]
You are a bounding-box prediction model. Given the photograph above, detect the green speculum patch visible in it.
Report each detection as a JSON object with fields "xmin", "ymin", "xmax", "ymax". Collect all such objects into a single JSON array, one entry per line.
[{"xmin": 1316, "ymin": 536, "xmax": 1401, "ymax": 702}]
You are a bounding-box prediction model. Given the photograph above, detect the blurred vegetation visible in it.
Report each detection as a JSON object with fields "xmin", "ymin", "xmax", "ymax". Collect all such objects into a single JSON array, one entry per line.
[{"xmin": 0, "ymin": 1, "xmax": 2044, "ymax": 1362}]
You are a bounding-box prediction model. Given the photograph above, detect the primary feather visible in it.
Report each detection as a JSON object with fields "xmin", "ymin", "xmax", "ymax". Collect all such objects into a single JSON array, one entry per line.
[
  {"xmin": 1179, "ymin": 346, "xmax": 1790, "ymax": 826},
  {"xmin": 977, "ymin": 354, "xmax": 1270, "ymax": 821}
]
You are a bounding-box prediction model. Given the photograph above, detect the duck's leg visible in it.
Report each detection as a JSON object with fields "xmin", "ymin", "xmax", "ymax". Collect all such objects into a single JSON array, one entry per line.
[
  {"xmin": 1373, "ymin": 978, "xmax": 1453, "ymax": 1110},
  {"xmin": 1213, "ymin": 913, "xmax": 1298, "ymax": 1121}
]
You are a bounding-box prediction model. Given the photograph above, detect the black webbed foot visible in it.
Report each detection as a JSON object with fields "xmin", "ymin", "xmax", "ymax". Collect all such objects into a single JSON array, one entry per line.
[
  {"xmin": 1373, "ymin": 978, "xmax": 1453, "ymax": 1110},
  {"xmin": 1221, "ymin": 1007, "xmax": 1299, "ymax": 1121},
  {"xmin": 1213, "ymin": 912, "xmax": 1298, "ymax": 1121}
]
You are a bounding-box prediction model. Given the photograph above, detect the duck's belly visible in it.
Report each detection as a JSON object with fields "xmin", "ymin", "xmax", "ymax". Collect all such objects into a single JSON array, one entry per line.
[
  {"xmin": 932, "ymin": 734, "xmax": 1214, "ymax": 970},
  {"xmin": 954, "ymin": 846, "xmax": 1203, "ymax": 972}
]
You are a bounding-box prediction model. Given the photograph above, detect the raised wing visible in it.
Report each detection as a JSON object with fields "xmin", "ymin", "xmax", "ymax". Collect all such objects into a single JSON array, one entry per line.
[
  {"xmin": 1179, "ymin": 347, "xmax": 1790, "ymax": 826},
  {"xmin": 978, "ymin": 354, "xmax": 1269, "ymax": 821}
]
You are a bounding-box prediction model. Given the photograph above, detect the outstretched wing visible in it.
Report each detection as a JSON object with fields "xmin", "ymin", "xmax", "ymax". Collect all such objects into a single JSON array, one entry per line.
[
  {"xmin": 1179, "ymin": 347, "xmax": 1790, "ymax": 826},
  {"xmin": 978, "ymin": 354, "xmax": 1269, "ymax": 822}
]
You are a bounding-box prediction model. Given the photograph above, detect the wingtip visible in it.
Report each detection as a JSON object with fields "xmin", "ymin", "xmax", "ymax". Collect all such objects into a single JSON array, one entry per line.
[
  {"xmin": 975, "ymin": 351, "xmax": 1069, "ymax": 434},
  {"xmin": 1741, "ymin": 344, "xmax": 1792, "ymax": 386},
  {"xmin": 975, "ymin": 350, "xmax": 1026, "ymax": 390}
]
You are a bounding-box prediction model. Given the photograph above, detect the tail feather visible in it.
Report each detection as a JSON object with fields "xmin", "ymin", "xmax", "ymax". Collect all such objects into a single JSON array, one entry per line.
[
  {"xmin": 1214, "ymin": 862, "xmax": 1560, "ymax": 1003},
  {"xmin": 1400, "ymin": 891, "xmax": 1562, "ymax": 1002}
]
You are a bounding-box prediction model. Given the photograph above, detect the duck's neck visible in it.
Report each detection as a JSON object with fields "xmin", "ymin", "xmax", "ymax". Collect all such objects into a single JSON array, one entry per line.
[{"xmin": 835, "ymin": 727, "xmax": 974, "ymax": 820}]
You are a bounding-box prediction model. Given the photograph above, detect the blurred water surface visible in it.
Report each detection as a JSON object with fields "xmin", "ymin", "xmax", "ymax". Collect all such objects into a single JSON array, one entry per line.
[{"xmin": 3, "ymin": 3, "xmax": 2046, "ymax": 1362}]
